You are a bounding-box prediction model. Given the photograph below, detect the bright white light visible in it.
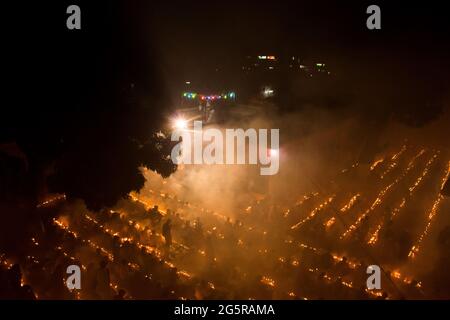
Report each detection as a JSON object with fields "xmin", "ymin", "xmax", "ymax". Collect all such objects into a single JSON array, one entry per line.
[
  {"xmin": 269, "ymin": 149, "xmax": 279, "ymax": 157},
  {"xmin": 262, "ymin": 86, "xmax": 274, "ymax": 98},
  {"xmin": 174, "ymin": 118, "xmax": 188, "ymax": 130}
]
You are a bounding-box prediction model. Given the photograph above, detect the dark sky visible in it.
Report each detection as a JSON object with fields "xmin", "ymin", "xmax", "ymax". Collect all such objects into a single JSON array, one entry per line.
[
  {"xmin": 4, "ymin": 0, "xmax": 450, "ymax": 136},
  {"xmin": 7, "ymin": 1, "xmax": 450, "ymax": 85},
  {"xmin": 146, "ymin": 1, "xmax": 450, "ymax": 66}
]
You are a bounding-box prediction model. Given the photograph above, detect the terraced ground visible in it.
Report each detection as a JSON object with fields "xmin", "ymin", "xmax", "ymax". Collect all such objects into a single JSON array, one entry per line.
[{"xmin": 1, "ymin": 144, "xmax": 449, "ymax": 299}]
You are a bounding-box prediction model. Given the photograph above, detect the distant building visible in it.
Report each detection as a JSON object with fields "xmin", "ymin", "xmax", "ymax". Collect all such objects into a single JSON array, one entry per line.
[
  {"xmin": 242, "ymin": 55, "xmax": 278, "ymax": 72},
  {"xmin": 242, "ymin": 55, "xmax": 331, "ymax": 76},
  {"xmin": 239, "ymin": 54, "xmax": 333, "ymax": 103}
]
